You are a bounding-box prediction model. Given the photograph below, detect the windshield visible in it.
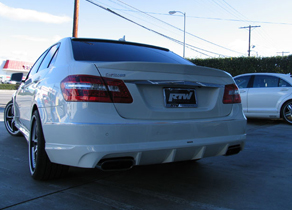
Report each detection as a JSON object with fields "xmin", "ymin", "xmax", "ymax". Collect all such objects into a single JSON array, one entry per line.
[{"xmin": 71, "ymin": 39, "xmax": 194, "ymax": 65}]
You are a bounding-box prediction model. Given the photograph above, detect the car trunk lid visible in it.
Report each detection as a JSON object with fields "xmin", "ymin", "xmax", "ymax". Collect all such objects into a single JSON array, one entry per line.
[{"xmin": 95, "ymin": 62, "xmax": 235, "ymax": 120}]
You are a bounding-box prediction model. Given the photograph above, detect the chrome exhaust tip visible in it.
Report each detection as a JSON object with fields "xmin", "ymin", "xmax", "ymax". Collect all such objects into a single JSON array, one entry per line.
[
  {"xmin": 97, "ymin": 157, "xmax": 135, "ymax": 171},
  {"xmin": 225, "ymin": 144, "xmax": 242, "ymax": 156}
]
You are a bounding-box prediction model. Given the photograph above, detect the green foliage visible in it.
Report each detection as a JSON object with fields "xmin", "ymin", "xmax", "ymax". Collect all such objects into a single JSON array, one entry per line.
[
  {"xmin": 0, "ymin": 84, "xmax": 19, "ymax": 90},
  {"xmin": 189, "ymin": 55, "xmax": 292, "ymax": 76}
]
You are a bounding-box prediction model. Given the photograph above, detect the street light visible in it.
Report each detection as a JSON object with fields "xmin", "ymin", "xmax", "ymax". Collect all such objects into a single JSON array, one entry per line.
[{"xmin": 169, "ymin": 10, "xmax": 186, "ymax": 58}]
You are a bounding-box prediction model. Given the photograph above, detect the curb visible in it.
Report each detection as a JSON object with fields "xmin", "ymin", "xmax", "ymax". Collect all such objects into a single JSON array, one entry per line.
[{"xmin": 0, "ymin": 90, "xmax": 16, "ymax": 93}]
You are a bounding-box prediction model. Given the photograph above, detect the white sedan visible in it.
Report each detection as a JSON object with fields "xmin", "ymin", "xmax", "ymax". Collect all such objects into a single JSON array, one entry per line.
[
  {"xmin": 234, "ymin": 73, "xmax": 292, "ymax": 124},
  {"xmin": 4, "ymin": 37, "xmax": 246, "ymax": 180}
]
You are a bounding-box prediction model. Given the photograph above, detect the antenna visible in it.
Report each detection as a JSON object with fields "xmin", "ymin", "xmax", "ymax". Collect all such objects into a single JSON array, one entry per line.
[{"xmin": 119, "ymin": 35, "xmax": 126, "ymax": 41}]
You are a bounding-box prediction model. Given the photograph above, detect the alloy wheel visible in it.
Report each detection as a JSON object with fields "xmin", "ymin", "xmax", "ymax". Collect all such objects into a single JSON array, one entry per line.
[
  {"xmin": 4, "ymin": 101, "xmax": 21, "ymax": 136},
  {"xmin": 282, "ymin": 101, "xmax": 292, "ymax": 124},
  {"xmin": 30, "ymin": 117, "xmax": 38, "ymax": 172}
]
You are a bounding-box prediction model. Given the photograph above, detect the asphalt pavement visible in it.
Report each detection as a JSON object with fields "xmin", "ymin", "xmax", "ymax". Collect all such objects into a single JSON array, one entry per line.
[{"xmin": 1, "ymin": 90, "xmax": 292, "ymax": 210}]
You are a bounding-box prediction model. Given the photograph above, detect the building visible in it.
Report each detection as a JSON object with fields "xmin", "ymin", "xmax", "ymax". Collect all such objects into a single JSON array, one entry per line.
[{"xmin": 0, "ymin": 60, "xmax": 33, "ymax": 83}]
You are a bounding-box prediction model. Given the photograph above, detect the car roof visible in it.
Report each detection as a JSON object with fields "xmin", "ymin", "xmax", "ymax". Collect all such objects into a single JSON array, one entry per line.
[
  {"xmin": 235, "ymin": 72, "xmax": 291, "ymax": 78},
  {"xmin": 234, "ymin": 72, "xmax": 292, "ymax": 82}
]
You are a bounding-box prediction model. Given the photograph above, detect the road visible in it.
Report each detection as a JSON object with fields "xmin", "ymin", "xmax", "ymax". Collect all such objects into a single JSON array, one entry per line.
[{"xmin": 1, "ymin": 90, "xmax": 291, "ymax": 210}]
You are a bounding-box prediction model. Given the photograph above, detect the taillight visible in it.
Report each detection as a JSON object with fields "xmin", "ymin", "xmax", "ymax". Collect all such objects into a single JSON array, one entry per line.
[
  {"xmin": 223, "ymin": 84, "xmax": 241, "ymax": 104},
  {"xmin": 60, "ymin": 75, "xmax": 133, "ymax": 103}
]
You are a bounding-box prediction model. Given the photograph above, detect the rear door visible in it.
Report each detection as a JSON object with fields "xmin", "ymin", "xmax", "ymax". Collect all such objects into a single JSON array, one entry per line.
[
  {"xmin": 16, "ymin": 44, "xmax": 60, "ymax": 129},
  {"xmin": 234, "ymin": 75, "xmax": 252, "ymax": 113},
  {"xmin": 96, "ymin": 62, "xmax": 235, "ymax": 120},
  {"xmin": 247, "ymin": 75, "xmax": 291, "ymax": 115}
]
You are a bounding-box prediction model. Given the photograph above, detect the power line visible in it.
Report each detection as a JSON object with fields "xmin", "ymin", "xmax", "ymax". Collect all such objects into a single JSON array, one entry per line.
[
  {"xmin": 105, "ymin": 9, "xmax": 292, "ymax": 26},
  {"xmin": 210, "ymin": 0, "xmax": 244, "ymax": 21},
  {"xmin": 100, "ymin": 0, "xmax": 290, "ymax": 58},
  {"xmin": 220, "ymin": 0, "xmax": 250, "ymax": 21},
  {"xmin": 104, "ymin": 0, "xmax": 291, "ymax": 59},
  {"xmin": 85, "ymin": 0, "xmax": 221, "ymax": 57},
  {"xmin": 107, "ymin": 0, "xmax": 178, "ymax": 35},
  {"xmin": 207, "ymin": 0, "xmax": 282, "ymax": 56},
  {"xmin": 112, "ymin": 0, "xmax": 243, "ymax": 55},
  {"xmin": 186, "ymin": 15, "xmax": 292, "ymax": 25}
]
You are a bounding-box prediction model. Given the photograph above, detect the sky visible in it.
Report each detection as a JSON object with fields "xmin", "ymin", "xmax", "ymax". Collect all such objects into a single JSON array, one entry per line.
[{"xmin": 0, "ymin": 0, "xmax": 291, "ymax": 63}]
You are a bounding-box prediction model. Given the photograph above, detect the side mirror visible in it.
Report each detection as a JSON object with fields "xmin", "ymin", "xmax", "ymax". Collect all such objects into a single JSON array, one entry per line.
[{"xmin": 10, "ymin": 73, "xmax": 23, "ymax": 83}]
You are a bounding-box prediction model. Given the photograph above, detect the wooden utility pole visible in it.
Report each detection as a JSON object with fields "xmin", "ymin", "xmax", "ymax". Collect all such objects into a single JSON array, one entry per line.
[
  {"xmin": 72, "ymin": 0, "xmax": 79, "ymax": 38},
  {"xmin": 240, "ymin": 25, "xmax": 260, "ymax": 57}
]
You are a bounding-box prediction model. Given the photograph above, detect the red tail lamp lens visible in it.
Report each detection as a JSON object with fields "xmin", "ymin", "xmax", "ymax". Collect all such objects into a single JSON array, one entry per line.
[
  {"xmin": 223, "ymin": 84, "xmax": 241, "ymax": 104},
  {"xmin": 61, "ymin": 75, "xmax": 133, "ymax": 103}
]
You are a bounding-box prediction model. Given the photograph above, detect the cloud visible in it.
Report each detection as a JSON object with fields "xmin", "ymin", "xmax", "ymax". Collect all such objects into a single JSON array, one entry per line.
[
  {"xmin": 13, "ymin": 35, "xmax": 64, "ymax": 43},
  {"xmin": 0, "ymin": 50, "xmax": 31, "ymax": 62},
  {"xmin": 0, "ymin": 2, "xmax": 71, "ymax": 24},
  {"xmin": 1, "ymin": 35, "xmax": 65, "ymax": 61},
  {"xmin": 228, "ymin": 39, "xmax": 247, "ymax": 55},
  {"xmin": 13, "ymin": 35, "xmax": 49, "ymax": 42},
  {"xmin": 52, "ymin": 35, "xmax": 63, "ymax": 43}
]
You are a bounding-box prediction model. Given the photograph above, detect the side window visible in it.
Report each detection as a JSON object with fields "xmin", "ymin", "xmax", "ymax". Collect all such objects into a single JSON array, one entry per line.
[
  {"xmin": 38, "ymin": 44, "xmax": 60, "ymax": 71},
  {"xmin": 234, "ymin": 76, "xmax": 251, "ymax": 88},
  {"xmin": 26, "ymin": 50, "xmax": 48, "ymax": 79},
  {"xmin": 279, "ymin": 79, "xmax": 292, "ymax": 87},
  {"xmin": 253, "ymin": 75, "xmax": 279, "ymax": 88},
  {"xmin": 48, "ymin": 46, "xmax": 59, "ymax": 68}
]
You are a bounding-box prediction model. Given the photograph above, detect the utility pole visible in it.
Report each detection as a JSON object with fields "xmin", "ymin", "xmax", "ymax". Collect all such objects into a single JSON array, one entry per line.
[
  {"xmin": 72, "ymin": 0, "xmax": 79, "ymax": 38},
  {"xmin": 240, "ymin": 25, "xmax": 260, "ymax": 57}
]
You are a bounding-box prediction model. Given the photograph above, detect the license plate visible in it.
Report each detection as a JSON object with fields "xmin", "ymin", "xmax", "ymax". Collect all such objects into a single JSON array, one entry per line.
[{"xmin": 163, "ymin": 88, "xmax": 197, "ymax": 108}]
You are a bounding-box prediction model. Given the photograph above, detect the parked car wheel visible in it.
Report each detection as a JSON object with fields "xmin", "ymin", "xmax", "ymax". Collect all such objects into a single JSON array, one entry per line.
[
  {"xmin": 29, "ymin": 110, "xmax": 69, "ymax": 180},
  {"xmin": 4, "ymin": 100, "xmax": 22, "ymax": 136},
  {"xmin": 281, "ymin": 100, "xmax": 292, "ymax": 124}
]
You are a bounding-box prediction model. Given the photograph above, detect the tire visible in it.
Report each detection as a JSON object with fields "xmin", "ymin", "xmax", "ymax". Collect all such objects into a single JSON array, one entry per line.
[
  {"xmin": 281, "ymin": 100, "xmax": 292, "ymax": 125},
  {"xmin": 4, "ymin": 100, "xmax": 22, "ymax": 136},
  {"xmin": 29, "ymin": 110, "xmax": 69, "ymax": 180}
]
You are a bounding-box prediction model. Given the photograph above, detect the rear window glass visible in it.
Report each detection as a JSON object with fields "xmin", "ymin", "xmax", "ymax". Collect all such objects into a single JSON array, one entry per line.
[{"xmin": 71, "ymin": 39, "xmax": 193, "ymax": 65}]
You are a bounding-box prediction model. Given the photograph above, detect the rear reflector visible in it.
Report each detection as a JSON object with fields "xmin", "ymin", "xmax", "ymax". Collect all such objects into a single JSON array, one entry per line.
[
  {"xmin": 61, "ymin": 75, "xmax": 133, "ymax": 103},
  {"xmin": 223, "ymin": 84, "xmax": 241, "ymax": 104}
]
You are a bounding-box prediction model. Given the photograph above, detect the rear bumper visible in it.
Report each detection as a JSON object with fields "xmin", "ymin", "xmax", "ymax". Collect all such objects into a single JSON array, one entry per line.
[
  {"xmin": 46, "ymin": 134, "xmax": 245, "ymax": 168},
  {"xmin": 44, "ymin": 117, "xmax": 246, "ymax": 168}
]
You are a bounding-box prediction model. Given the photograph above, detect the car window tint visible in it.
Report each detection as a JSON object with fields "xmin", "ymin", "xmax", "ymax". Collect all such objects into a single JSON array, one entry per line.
[
  {"xmin": 71, "ymin": 40, "xmax": 194, "ymax": 65},
  {"xmin": 279, "ymin": 79, "xmax": 292, "ymax": 87},
  {"xmin": 253, "ymin": 75, "xmax": 279, "ymax": 88},
  {"xmin": 27, "ymin": 50, "xmax": 48, "ymax": 79},
  {"xmin": 234, "ymin": 76, "xmax": 251, "ymax": 88},
  {"xmin": 38, "ymin": 44, "xmax": 60, "ymax": 72}
]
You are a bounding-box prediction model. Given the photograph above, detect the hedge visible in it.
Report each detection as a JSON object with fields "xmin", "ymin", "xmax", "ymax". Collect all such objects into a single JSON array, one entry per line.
[
  {"xmin": 189, "ymin": 55, "xmax": 292, "ymax": 76},
  {"xmin": 0, "ymin": 84, "xmax": 19, "ymax": 90},
  {"xmin": 1, "ymin": 56, "xmax": 291, "ymax": 89}
]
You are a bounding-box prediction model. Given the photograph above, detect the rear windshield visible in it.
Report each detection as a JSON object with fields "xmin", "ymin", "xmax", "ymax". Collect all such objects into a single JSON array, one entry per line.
[{"xmin": 71, "ymin": 39, "xmax": 193, "ymax": 65}]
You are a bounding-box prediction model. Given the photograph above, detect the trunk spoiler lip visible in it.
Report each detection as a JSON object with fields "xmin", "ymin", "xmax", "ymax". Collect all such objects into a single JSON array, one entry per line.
[{"xmin": 124, "ymin": 80, "xmax": 224, "ymax": 88}]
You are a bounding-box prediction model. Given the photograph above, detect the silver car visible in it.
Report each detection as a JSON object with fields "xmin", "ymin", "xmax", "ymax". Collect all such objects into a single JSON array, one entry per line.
[
  {"xmin": 4, "ymin": 37, "xmax": 246, "ymax": 180},
  {"xmin": 234, "ymin": 73, "xmax": 292, "ymax": 124}
]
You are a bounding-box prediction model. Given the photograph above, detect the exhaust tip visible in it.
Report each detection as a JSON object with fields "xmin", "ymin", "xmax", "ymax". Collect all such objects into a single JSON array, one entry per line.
[
  {"xmin": 97, "ymin": 157, "xmax": 135, "ymax": 171},
  {"xmin": 225, "ymin": 145, "xmax": 242, "ymax": 156}
]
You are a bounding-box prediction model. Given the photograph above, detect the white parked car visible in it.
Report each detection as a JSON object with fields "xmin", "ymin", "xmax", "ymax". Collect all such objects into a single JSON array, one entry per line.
[
  {"xmin": 4, "ymin": 37, "xmax": 246, "ymax": 180},
  {"xmin": 234, "ymin": 73, "xmax": 292, "ymax": 124}
]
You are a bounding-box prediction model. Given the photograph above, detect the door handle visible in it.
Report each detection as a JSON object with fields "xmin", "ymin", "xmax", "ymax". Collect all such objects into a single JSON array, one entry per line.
[{"xmin": 240, "ymin": 90, "xmax": 246, "ymax": 93}]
